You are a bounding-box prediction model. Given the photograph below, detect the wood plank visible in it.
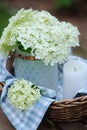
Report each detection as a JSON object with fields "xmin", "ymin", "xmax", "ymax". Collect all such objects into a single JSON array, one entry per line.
[
  {"xmin": 0, "ymin": 108, "xmax": 15, "ymax": 130},
  {"xmin": 0, "ymin": 108, "xmax": 87, "ymax": 130}
]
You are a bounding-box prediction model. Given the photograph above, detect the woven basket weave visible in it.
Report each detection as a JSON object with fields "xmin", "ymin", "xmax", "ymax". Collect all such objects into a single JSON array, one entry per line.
[
  {"xmin": 0, "ymin": 82, "xmax": 87, "ymax": 122},
  {"xmin": 0, "ymin": 83, "xmax": 87, "ymax": 122},
  {"xmin": 46, "ymin": 96, "xmax": 87, "ymax": 122},
  {"xmin": 2, "ymin": 51, "xmax": 87, "ymax": 122}
]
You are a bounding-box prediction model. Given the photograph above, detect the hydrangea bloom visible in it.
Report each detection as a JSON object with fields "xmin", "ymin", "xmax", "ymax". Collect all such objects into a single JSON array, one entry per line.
[
  {"xmin": 7, "ymin": 79, "xmax": 41, "ymax": 110},
  {"xmin": 0, "ymin": 8, "xmax": 80, "ymax": 65}
]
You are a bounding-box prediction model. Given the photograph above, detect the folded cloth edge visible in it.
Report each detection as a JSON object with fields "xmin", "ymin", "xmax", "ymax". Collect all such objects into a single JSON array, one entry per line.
[{"xmin": 0, "ymin": 78, "xmax": 55, "ymax": 130}]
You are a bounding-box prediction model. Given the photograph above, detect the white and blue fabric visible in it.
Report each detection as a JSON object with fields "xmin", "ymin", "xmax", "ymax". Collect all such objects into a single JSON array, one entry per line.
[
  {"xmin": 0, "ymin": 56, "xmax": 56, "ymax": 130},
  {"xmin": 0, "ymin": 56, "xmax": 9, "ymax": 82},
  {"xmin": 1, "ymin": 55, "xmax": 87, "ymax": 130},
  {"xmin": 1, "ymin": 76, "xmax": 55, "ymax": 130}
]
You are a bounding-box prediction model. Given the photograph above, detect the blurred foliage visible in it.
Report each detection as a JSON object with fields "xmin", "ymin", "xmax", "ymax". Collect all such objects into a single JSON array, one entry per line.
[
  {"xmin": 55, "ymin": 0, "xmax": 80, "ymax": 9},
  {"xmin": 0, "ymin": 6, "xmax": 16, "ymax": 37}
]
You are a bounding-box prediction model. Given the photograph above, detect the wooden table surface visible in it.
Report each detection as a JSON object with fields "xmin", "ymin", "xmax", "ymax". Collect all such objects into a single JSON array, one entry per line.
[{"xmin": 0, "ymin": 107, "xmax": 87, "ymax": 130}]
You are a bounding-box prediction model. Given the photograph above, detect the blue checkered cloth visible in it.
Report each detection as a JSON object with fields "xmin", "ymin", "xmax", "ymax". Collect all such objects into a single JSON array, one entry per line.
[
  {"xmin": 0, "ymin": 56, "xmax": 9, "ymax": 81},
  {"xmin": 1, "ymin": 77, "xmax": 56, "ymax": 130},
  {"xmin": 0, "ymin": 56, "xmax": 56, "ymax": 130},
  {"xmin": 1, "ymin": 55, "xmax": 87, "ymax": 130}
]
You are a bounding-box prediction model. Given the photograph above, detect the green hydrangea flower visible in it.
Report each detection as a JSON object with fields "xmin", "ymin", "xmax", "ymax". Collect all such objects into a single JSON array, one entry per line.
[
  {"xmin": 0, "ymin": 8, "xmax": 80, "ymax": 65},
  {"xmin": 7, "ymin": 79, "xmax": 41, "ymax": 111}
]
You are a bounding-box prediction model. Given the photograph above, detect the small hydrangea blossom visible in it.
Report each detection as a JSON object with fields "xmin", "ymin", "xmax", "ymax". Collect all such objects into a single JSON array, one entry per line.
[
  {"xmin": 0, "ymin": 8, "xmax": 80, "ymax": 65},
  {"xmin": 7, "ymin": 79, "xmax": 41, "ymax": 110}
]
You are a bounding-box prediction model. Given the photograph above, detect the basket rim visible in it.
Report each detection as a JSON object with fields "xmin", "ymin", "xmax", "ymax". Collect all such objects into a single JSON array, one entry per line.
[{"xmin": 5, "ymin": 52, "xmax": 87, "ymax": 122}]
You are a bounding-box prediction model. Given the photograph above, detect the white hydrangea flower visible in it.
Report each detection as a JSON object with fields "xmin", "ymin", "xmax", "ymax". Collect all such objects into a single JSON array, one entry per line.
[
  {"xmin": 0, "ymin": 8, "xmax": 80, "ymax": 65},
  {"xmin": 7, "ymin": 79, "xmax": 41, "ymax": 111}
]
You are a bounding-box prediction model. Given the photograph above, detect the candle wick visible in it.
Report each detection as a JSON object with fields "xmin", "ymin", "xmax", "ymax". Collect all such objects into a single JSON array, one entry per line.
[{"xmin": 74, "ymin": 67, "xmax": 77, "ymax": 71}]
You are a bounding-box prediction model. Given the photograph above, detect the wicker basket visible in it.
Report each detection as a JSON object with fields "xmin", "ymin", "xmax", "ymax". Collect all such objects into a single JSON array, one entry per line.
[
  {"xmin": 1, "ymin": 51, "xmax": 87, "ymax": 122},
  {"xmin": 0, "ymin": 82, "xmax": 87, "ymax": 122},
  {"xmin": 46, "ymin": 96, "xmax": 87, "ymax": 122}
]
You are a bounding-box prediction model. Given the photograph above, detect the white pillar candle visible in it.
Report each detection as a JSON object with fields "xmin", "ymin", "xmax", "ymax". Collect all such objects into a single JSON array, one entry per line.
[{"xmin": 63, "ymin": 60, "xmax": 87, "ymax": 99}]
